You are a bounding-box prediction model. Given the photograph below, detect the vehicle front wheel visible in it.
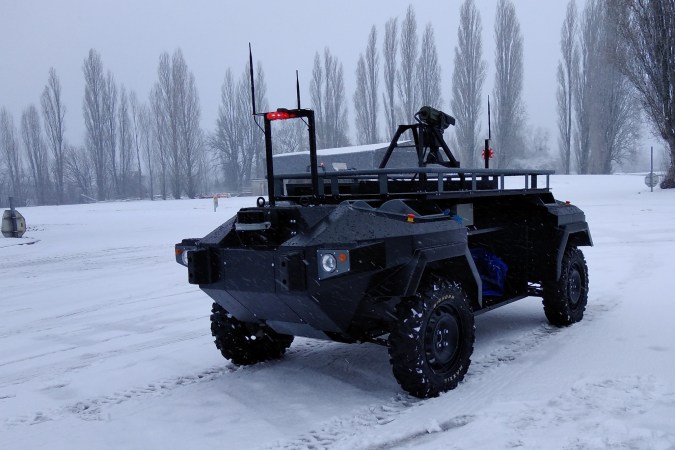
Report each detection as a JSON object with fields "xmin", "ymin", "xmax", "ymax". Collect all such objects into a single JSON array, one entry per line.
[
  {"xmin": 543, "ymin": 247, "xmax": 589, "ymax": 327},
  {"xmin": 388, "ymin": 280, "xmax": 475, "ymax": 398},
  {"xmin": 210, "ymin": 303, "xmax": 294, "ymax": 365}
]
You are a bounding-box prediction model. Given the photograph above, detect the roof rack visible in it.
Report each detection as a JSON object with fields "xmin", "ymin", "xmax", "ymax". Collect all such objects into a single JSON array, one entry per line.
[{"xmin": 274, "ymin": 167, "xmax": 553, "ymax": 204}]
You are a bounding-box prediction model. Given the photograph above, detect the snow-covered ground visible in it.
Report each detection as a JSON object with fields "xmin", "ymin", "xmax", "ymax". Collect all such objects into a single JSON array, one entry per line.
[{"xmin": 1, "ymin": 175, "xmax": 674, "ymax": 450}]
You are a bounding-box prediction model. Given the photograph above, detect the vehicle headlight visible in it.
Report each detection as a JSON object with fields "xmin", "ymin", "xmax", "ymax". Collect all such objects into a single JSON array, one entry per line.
[
  {"xmin": 317, "ymin": 250, "xmax": 350, "ymax": 280},
  {"xmin": 181, "ymin": 250, "xmax": 190, "ymax": 266},
  {"xmin": 321, "ymin": 254, "xmax": 337, "ymax": 273}
]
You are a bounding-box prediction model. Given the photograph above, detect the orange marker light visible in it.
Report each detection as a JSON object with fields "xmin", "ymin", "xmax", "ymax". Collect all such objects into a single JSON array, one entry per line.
[
  {"xmin": 407, "ymin": 213, "xmax": 415, "ymax": 223},
  {"xmin": 338, "ymin": 253, "xmax": 348, "ymax": 263}
]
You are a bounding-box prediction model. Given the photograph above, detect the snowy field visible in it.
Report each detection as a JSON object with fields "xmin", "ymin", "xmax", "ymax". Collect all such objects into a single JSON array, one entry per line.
[{"xmin": 1, "ymin": 175, "xmax": 675, "ymax": 450}]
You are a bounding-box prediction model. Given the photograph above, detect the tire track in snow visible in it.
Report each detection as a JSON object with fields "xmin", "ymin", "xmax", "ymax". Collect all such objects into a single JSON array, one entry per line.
[
  {"xmin": 266, "ymin": 295, "xmax": 619, "ymax": 450},
  {"xmin": 3, "ymin": 365, "xmax": 235, "ymax": 427},
  {"xmin": 0, "ymin": 287, "xmax": 198, "ymax": 340},
  {"xmin": 265, "ymin": 323, "xmax": 559, "ymax": 450},
  {"xmin": 0, "ymin": 246, "xmax": 156, "ymax": 270},
  {"xmin": 0, "ymin": 327, "xmax": 207, "ymax": 387}
]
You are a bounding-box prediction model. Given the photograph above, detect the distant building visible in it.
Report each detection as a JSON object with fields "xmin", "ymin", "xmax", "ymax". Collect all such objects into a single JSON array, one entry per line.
[{"xmin": 272, "ymin": 142, "xmax": 419, "ymax": 174}]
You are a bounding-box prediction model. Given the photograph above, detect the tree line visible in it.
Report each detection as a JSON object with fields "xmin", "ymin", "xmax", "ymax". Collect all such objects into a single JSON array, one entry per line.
[{"xmin": 2, "ymin": 0, "xmax": 674, "ymax": 207}]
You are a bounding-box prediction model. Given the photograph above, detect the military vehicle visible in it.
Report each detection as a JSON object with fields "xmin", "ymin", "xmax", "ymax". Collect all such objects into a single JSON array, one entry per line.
[{"xmin": 175, "ymin": 65, "xmax": 591, "ymax": 398}]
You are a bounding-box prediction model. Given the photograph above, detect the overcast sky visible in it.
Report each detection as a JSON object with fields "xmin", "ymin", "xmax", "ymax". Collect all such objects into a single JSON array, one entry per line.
[{"xmin": 2, "ymin": 0, "xmax": 578, "ymax": 149}]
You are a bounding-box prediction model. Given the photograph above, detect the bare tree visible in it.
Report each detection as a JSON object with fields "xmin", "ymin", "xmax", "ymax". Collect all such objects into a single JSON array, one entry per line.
[
  {"xmin": 397, "ymin": 5, "xmax": 419, "ymax": 124},
  {"xmin": 274, "ymin": 120, "xmax": 308, "ymax": 154},
  {"xmin": 382, "ymin": 17, "xmax": 399, "ymax": 137},
  {"xmin": 82, "ymin": 49, "xmax": 109, "ymax": 200},
  {"xmin": 493, "ymin": 0, "xmax": 526, "ymax": 168},
  {"xmin": 21, "ymin": 105, "xmax": 50, "ymax": 205},
  {"xmin": 354, "ymin": 26, "xmax": 380, "ymax": 144},
  {"xmin": 41, "ymin": 67, "xmax": 67, "ymax": 204},
  {"xmin": 310, "ymin": 52, "xmax": 325, "ymax": 147},
  {"xmin": 364, "ymin": 27, "xmax": 380, "ymax": 143},
  {"xmin": 103, "ymin": 72, "xmax": 118, "ymax": 196},
  {"xmin": 417, "ymin": 23, "xmax": 442, "ymax": 108},
  {"xmin": 589, "ymin": 9, "xmax": 640, "ymax": 174},
  {"xmin": 150, "ymin": 85, "xmax": 168, "ymax": 199},
  {"xmin": 354, "ymin": 56, "xmax": 370, "ymax": 144},
  {"xmin": 451, "ymin": 0, "xmax": 488, "ymax": 167},
  {"xmin": 65, "ymin": 144, "xmax": 94, "ymax": 200},
  {"xmin": 556, "ymin": 0, "xmax": 579, "ymax": 175},
  {"xmin": 210, "ymin": 62, "xmax": 268, "ymax": 192},
  {"xmin": 241, "ymin": 62, "xmax": 268, "ymax": 182},
  {"xmin": 612, "ymin": 0, "xmax": 675, "ymax": 187},
  {"xmin": 138, "ymin": 103, "xmax": 155, "ymax": 199},
  {"xmin": 0, "ymin": 108, "xmax": 25, "ymax": 201},
  {"xmin": 152, "ymin": 49, "xmax": 203, "ymax": 198},
  {"xmin": 129, "ymin": 91, "xmax": 144, "ymax": 199},
  {"xmin": 116, "ymin": 86, "xmax": 134, "ymax": 197},
  {"xmin": 211, "ymin": 69, "xmax": 243, "ymax": 191},
  {"xmin": 172, "ymin": 51, "xmax": 202, "ymax": 198},
  {"xmin": 574, "ymin": 0, "xmax": 603, "ymax": 173},
  {"xmin": 311, "ymin": 48, "xmax": 349, "ymax": 149},
  {"xmin": 575, "ymin": 1, "xmax": 640, "ymax": 174},
  {"xmin": 155, "ymin": 51, "xmax": 180, "ymax": 198}
]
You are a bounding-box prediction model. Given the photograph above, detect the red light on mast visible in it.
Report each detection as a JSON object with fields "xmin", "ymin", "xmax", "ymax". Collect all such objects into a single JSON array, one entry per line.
[
  {"xmin": 266, "ymin": 111, "xmax": 297, "ymax": 121},
  {"xmin": 482, "ymin": 148, "xmax": 494, "ymax": 159}
]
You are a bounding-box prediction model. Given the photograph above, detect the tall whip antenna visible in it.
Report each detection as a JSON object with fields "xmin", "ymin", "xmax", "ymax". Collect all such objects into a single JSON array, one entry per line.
[
  {"xmin": 296, "ymin": 70, "xmax": 301, "ymax": 109},
  {"xmin": 488, "ymin": 95, "xmax": 491, "ymax": 140},
  {"xmin": 249, "ymin": 43, "xmax": 256, "ymax": 116},
  {"xmin": 484, "ymin": 95, "xmax": 492, "ymax": 169}
]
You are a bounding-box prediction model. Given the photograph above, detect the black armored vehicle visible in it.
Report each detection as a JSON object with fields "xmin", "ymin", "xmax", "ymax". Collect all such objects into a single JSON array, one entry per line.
[{"xmin": 176, "ymin": 100, "xmax": 591, "ymax": 398}]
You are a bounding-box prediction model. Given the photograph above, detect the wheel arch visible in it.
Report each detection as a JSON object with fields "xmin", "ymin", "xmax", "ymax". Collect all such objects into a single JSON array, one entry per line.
[
  {"xmin": 555, "ymin": 224, "xmax": 593, "ymax": 280},
  {"xmin": 399, "ymin": 247, "xmax": 482, "ymax": 310}
]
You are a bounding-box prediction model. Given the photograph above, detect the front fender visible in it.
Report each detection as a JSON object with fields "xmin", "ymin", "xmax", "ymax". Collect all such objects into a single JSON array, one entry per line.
[{"xmin": 381, "ymin": 244, "xmax": 482, "ymax": 308}]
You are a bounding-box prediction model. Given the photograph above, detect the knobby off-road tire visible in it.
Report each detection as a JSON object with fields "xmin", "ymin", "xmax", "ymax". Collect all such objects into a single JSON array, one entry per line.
[
  {"xmin": 543, "ymin": 247, "xmax": 589, "ymax": 327},
  {"xmin": 210, "ymin": 302, "xmax": 294, "ymax": 365},
  {"xmin": 388, "ymin": 281, "xmax": 475, "ymax": 398}
]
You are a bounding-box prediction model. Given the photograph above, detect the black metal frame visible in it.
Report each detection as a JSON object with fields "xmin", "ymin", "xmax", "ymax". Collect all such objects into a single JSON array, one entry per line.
[
  {"xmin": 378, "ymin": 124, "xmax": 459, "ymax": 170},
  {"xmin": 273, "ymin": 167, "xmax": 553, "ymax": 204},
  {"xmin": 263, "ymin": 108, "xmax": 317, "ymax": 207},
  {"xmin": 263, "ymin": 108, "xmax": 553, "ymax": 206}
]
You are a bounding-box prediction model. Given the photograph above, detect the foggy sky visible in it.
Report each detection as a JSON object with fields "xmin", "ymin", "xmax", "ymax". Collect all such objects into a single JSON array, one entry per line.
[{"xmin": 1, "ymin": 0, "xmax": 573, "ymax": 148}]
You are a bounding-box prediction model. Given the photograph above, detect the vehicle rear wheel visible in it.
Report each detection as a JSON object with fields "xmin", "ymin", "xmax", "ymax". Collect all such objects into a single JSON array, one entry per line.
[
  {"xmin": 388, "ymin": 280, "xmax": 475, "ymax": 398},
  {"xmin": 542, "ymin": 247, "xmax": 589, "ymax": 326},
  {"xmin": 210, "ymin": 302, "xmax": 294, "ymax": 365}
]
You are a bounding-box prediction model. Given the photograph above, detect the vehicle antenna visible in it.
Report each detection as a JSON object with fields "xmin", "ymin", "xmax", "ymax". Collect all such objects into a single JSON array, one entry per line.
[
  {"xmin": 484, "ymin": 95, "xmax": 492, "ymax": 169},
  {"xmin": 249, "ymin": 43, "xmax": 257, "ymax": 115},
  {"xmin": 296, "ymin": 70, "xmax": 301, "ymax": 109},
  {"xmin": 488, "ymin": 95, "xmax": 491, "ymax": 140},
  {"xmin": 249, "ymin": 43, "xmax": 264, "ymax": 134}
]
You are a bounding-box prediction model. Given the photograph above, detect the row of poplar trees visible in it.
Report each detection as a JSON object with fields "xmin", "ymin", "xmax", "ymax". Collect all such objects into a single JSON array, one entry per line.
[
  {"xmin": 557, "ymin": 0, "xmax": 675, "ymax": 185},
  {"xmin": 1, "ymin": 0, "xmax": 674, "ymax": 207},
  {"xmin": 0, "ymin": 48, "xmax": 206, "ymax": 206}
]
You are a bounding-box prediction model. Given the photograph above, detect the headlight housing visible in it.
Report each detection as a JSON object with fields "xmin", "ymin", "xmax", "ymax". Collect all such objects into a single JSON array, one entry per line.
[
  {"xmin": 321, "ymin": 254, "xmax": 337, "ymax": 273},
  {"xmin": 317, "ymin": 250, "xmax": 350, "ymax": 280}
]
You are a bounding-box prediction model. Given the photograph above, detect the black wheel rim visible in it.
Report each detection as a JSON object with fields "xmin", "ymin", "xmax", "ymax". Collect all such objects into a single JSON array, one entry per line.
[
  {"xmin": 425, "ymin": 304, "xmax": 460, "ymax": 371},
  {"xmin": 568, "ymin": 265, "xmax": 582, "ymax": 306}
]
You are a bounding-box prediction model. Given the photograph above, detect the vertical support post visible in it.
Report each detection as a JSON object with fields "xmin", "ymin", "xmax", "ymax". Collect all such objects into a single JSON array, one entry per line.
[
  {"xmin": 650, "ymin": 146, "xmax": 654, "ymax": 193},
  {"xmin": 485, "ymin": 96, "xmax": 491, "ymax": 169},
  {"xmin": 484, "ymin": 139, "xmax": 490, "ymax": 169},
  {"xmin": 307, "ymin": 110, "xmax": 319, "ymax": 200},
  {"xmin": 264, "ymin": 117, "xmax": 275, "ymax": 206}
]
